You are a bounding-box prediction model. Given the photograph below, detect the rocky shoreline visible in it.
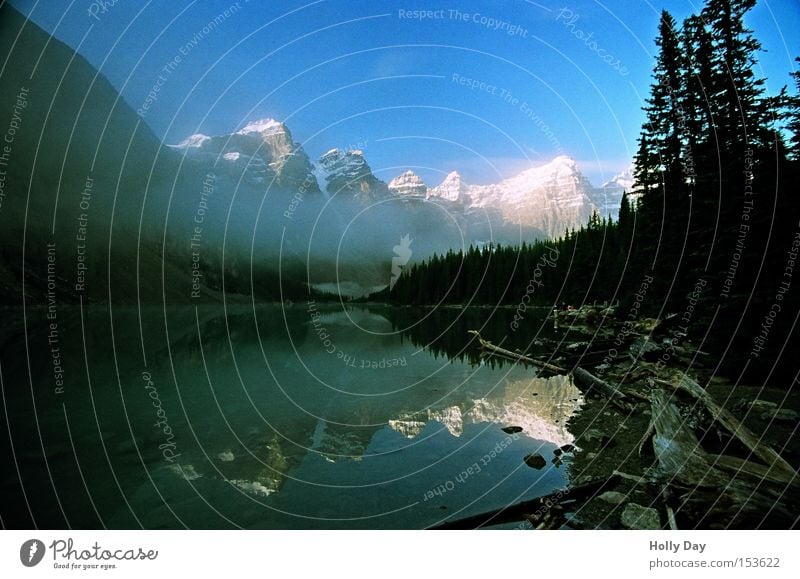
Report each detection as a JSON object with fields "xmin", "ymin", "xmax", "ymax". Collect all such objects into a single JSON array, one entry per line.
[
  {"xmin": 444, "ymin": 305, "xmax": 799, "ymax": 529},
  {"xmin": 553, "ymin": 306, "xmax": 797, "ymax": 529}
]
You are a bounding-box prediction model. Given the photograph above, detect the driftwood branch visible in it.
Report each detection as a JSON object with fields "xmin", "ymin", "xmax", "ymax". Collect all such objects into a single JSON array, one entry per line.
[
  {"xmin": 611, "ymin": 469, "xmax": 653, "ymax": 485},
  {"xmin": 662, "ymin": 485, "xmax": 679, "ymax": 530},
  {"xmin": 469, "ymin": 330, "xmax": 634, "ymax": 411},
  {"xmin": 650, "ymin": 389, "xmax": 720, "ymax": 483},
  {"xmin": 709, "ymin": 454, "xmax": 800, "ymax": 487},
  {"xmin": 622, "ymin": 388, "xmax": 652, "ymax": 402},
  {"xmin": 620, "ymin": 367, "xmax": 657, "ymax": 384},
  {"xmin": 638, "ymin": 415, "xmax": 655, "ymax": 456},
  {"xmin": 572, "ymin": 367, "xmax": 634, "ymax": 411},
  {"xmin": 656, "ymin": 376, "xmax": 797, "ymax": 483},
  {"xmin": 650, "ymin": 389, "xmax": 796, "ymax": 527},
  {"xmin": 468, "ymin": 330, "xmax": 564, "ymax": 373}
]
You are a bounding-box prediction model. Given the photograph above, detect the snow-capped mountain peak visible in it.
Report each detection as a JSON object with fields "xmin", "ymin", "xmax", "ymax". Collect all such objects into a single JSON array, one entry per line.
[
  {"xmin": 601, "ymin": 167, "xmax": 635, "ymax": 191},
  {"xmin": 428, "ymin": 170, "xmax": 468, "ymax": 203},
  {"xmin": 317, "ymin": 148, "xmax": 387, "ymax": 200},
  {"xmin": 236, "ymin": 118, "xmax": 284, "ymax": 136},
  {"xmin": 171, "ymin": 119, "xmax": 319, "ymax": 191},
  {"xmin": 512, "ymin": 155, "xmax": 580, "ymax": 184},
  {"xmin": 437, "ymin": 155, "xmax": 596, "ymax": 238},
  {"xmin": 592, "ymin": 166, "xmax": 635, "ymax": 216},
  {"xmin": 172, "ymin": 116, "xmax": 632, "ymax": 238},
  {"xmin": 388, "ymin": 170, "xmax": 427, "ymax": 197},
  {"xmin": 176, "ymin": 133, "xmax": 211, "ymax": 148},
  {"xmin": 318, "ymin": 148, "xmax": 364, "ymax": 173},
  {"xmin": 550, "ymin": 154, "xmax": 578, "ymax": 168}
]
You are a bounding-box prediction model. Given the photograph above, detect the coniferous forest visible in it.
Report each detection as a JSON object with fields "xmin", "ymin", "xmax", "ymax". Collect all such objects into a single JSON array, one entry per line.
[{"xmin": 381, "ymin": 0, "xmax": 800, "ymax": 380}]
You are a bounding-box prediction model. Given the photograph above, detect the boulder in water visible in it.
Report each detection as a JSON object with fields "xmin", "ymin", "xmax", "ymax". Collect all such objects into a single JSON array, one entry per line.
[{"xmin": 524, "ymin": 453, "xmax": 547, "ymax": 469}]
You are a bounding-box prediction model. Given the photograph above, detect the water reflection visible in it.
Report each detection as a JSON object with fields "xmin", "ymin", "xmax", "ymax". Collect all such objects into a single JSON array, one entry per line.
[
  {"xmin": 388, "ymin": 375, "xmax": 582, "ymax": 448},
  {"xmin": 386, "ymin": 305, "xmax": 566, "ymax": 367},
  {"xmin": 1, "ymin": 303, "xmax": 584, "ymax": 529}
]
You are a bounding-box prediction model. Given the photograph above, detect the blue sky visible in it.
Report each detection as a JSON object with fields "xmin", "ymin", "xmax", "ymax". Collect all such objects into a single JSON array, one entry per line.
[{"xmin": 9, "ymin": 0, "xmax": 800, "ymax": 186}]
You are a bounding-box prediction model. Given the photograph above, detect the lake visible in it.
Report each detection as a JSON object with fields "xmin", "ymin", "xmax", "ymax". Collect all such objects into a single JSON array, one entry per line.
[{"xmin": 0, "ymin": 303, "xmax": 584, "ymax": 529}]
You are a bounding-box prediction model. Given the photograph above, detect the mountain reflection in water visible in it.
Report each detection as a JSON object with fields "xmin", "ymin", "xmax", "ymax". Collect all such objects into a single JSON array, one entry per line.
[{"xmin": 1, "ymin": 303, "xmax": 583, "ymax": 529}]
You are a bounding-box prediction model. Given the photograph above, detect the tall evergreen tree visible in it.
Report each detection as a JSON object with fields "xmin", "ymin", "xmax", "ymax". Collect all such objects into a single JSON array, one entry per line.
[
  {"xmin": 787, "ymin": 57, "xmax": 800, "ymax": 161},
  {"xmin": 633, "ymin": 10, "xmax": 686, "ymax": 303},
  {"xmin": 699, "ymin": 0, "xmax": 778, "ymax": 276},
  {"xmin": 679, "ymin": 14, "xmax": 720, "ymax": 260},
  {"xmin": 634, "ymin": 12, "xmax": 683, "ymax": 199},
  {"xmin": 617, "ymin": 192, "xmax": 634, "ymax": 247},
  {"xmin": 701, "ymin": 0, "xmax": 769, "ymax": 155}
]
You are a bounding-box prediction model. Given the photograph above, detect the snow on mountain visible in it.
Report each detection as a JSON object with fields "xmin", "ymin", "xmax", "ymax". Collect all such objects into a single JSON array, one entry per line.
[
  {"xmin": 387, "ymin": 170, "xmax": 427, "ymax": 197},
  {"xmin": 236, "ymin": 118, "xmax": 284, "ymax": 136},
  {"xmin": 466, "ymin": 156, "xmax": 585, "ymax": 204},
  {"xmin": 171, "ymin": 118, "xmax": 319, "ymax": 190},
  {"xmin": 428, "ymin": 171, "xmax": 469, "ymax": 203},
  {"xmin": 604, "ymin": 167, "xmax": 635, "ymax": 191},
  {"xmin": 466, "ymin": 156, "xmax": 596, "ymax": 238},
  {"xmin": 177, "ymin": 133, "xmax": 211, "ymax": 148},
  {"xmin": 592, "ymin": 166, "xmax": 635, "ymax": 218},
  {"xmin": 317, "ymin": 148, "xmax": 388, "ymax": 200},
  {"xmin": 173, "ymin": 117, "xmax": 633, "ymax": 239},
  {"xmin": 389, "ymin": 155, "xmax": 633, "ymax": 238}
]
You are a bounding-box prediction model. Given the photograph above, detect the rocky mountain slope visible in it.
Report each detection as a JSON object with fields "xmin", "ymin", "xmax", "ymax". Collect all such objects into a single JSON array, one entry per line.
[
  {"xmin": 1, "ymin": 3, "xmax": 634, "ymax": 302},
  {"xmin": 426, "ymin": 156, "xmax": 598, "ymax": 238},
  {"xmin": 173, "ymin": 119, "xmax": 319, "ymax": 192},
  {"xmin": 172, "ymin": 121, "xmax": 633, "ymax": 243}
]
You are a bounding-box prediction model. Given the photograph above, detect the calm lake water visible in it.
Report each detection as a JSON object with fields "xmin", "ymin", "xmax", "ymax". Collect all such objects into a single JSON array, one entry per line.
[{"xmin": 1, "ymin": 304, "xmax": 584, "ymax": 529}]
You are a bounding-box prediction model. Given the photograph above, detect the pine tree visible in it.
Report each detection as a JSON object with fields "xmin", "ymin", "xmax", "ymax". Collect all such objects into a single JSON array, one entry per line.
[
  {"xmin": 679, "ymin": 14, "xmax": 720, "ymax": 262},
  {"xmin": 633, "ymin": 10, "xmax": 687, "ymax": 303},
  {"xmin": 787, "ymin": 57, "xmax": 800, "ymax": 161},
  {"xmin": 701, "ymin": 0, "xmax": 769, "ymax": 155},
  {"xmin": 699, "ymin": 0, "xmax": 777, "ymax": 278},
  {"xmin": 618, "ymin": 192, "xmax": 633, "ymax": 241}
]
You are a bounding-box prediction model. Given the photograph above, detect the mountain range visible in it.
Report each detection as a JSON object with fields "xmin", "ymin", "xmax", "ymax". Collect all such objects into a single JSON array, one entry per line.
[
  {"xmin": 0, "ymin": 4, "xmax": 633, "ymax": 302},
  {"xmin": 174, "ymin": 119, "xmax": 634, "ymax": 239}
]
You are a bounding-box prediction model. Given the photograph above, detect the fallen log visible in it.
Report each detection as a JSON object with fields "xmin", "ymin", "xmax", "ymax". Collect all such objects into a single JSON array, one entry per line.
[
  {"xmin": 709, "ymin": 454, "xmax": 800, "ymax": 487},
  {"xmin": 430, "ymin": 474, "xmax": 619, "ymax": 530},
  {"xmin": 573, "ymin": 367, "xmax": 634, "ymax": 411},
  {"xmin": 470, "ymin": 330, "xmax": 634, "ymax": 411},
  {"xmin": 638, "ymin": 415, "xmax": 655, "ymax": 456},
  {"xmin": 620, "ymin": 367, "xmax": 657, "ymax": 384},
  {"xmin": 612, "ymin": 469, "xmax": 654, "ymax": 485},
  {"xmin": 662, "ymin": 485, "xmax": 679, "ymax": 530},
  {"xmin": 650, "ymin": 389, "xmax": 796, "ymax": 528},
  {"xmin": 553, "ymin": 346, "xmax": 630, "ymax": 366},
  {"xmin": 650, "ymin": 389, "xmax": 720, "ymax": 482},
  {"xmin": 468, "ymin": 330, "xmax": 564, "ymax": 373},
  {"xmin": 655, "ymin": 376, "xmax": 797, "ymax": 483},
  {"xmin": 622, "ymin": 388, "xmax": 652, "ymax": 403}
]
